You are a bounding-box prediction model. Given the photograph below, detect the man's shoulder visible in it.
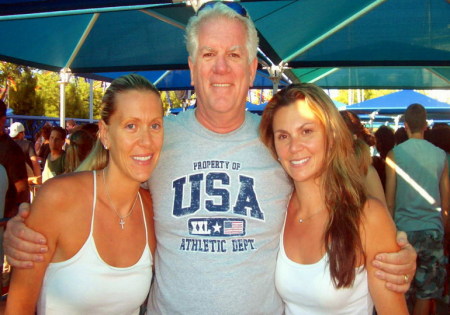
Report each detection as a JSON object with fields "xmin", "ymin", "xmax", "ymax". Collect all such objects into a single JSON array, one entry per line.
[{"xmin": 0, "ymin": 134, "xmax": 24, "ymax": 155}]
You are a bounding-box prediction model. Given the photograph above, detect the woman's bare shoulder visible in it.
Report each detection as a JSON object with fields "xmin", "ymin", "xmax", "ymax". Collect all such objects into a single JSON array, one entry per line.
[{"xmin": 32, "ymin": 171, "xmax": 95, "ymax": 216}]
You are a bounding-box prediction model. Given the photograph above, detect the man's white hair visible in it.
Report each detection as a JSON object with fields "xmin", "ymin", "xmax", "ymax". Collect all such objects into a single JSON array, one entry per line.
[{"xmin": 185, "ymin": 1, "xmax": 259, "ymax": 63}]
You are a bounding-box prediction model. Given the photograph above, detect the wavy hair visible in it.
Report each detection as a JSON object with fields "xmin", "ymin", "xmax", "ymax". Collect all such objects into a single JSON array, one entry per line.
[
  {"xmin": 185, "ymin": 1, "xmax": 258, "ymax": 63},
  {"xmin": 77, "ymin": 74, "xmax": 160, "ymax": 172},
  {"xmin": 339, "ymin": 110, "xmax": 375, "ymax": 175},
  {"xmin": 259, "ymin": 83, "xmax": 367, "ymax": 288}
]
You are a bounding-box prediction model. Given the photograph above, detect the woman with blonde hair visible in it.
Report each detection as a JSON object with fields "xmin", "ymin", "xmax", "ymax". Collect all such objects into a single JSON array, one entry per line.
[
  {"xmin": 64, "ymin": 129, "xmax": 95, "ymax": 173},
  {"xmin": 259, "ymin": 84, "xmax": 408, "ymax": 314},
  {"xmin": 340, "ymin": 110, "xmax": 387, "ymax": 207},
  {"xmin": 6, "ymin": 74, "xmax": 163, "ymax": 314}
]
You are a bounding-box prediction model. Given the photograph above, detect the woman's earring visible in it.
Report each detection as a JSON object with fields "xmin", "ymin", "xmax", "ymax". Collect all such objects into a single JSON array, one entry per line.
[{"xmin": 103, "ymin": 143, "xmax": 108, "ymax": 150}]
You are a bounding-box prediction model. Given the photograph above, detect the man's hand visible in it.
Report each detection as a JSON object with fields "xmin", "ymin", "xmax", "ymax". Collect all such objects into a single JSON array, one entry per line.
[
  {"xmin": 372, "ymin": 231, "xmax": 417, "ymax": 293},
  {"xmin": 3, "ymin": 203, "xmax": 48, "ymax": 268}
]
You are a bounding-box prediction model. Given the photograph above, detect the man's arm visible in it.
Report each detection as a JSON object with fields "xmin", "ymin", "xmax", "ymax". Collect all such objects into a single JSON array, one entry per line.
[
  {"xmin": 3, "ymin": 203, "xmax": 48, "ymax": 268},
  {"xmin": 385, "ymin": 150, "xmax": 397, "ymax": 216},
  {"xmin": 372, "ymin": 231, "xmax": 417, "ymax": 293},
  {"xmin": 14, "ymin": 178, "xmax": 30, "ymax": 204},
  {"xmin": 439, "ymin": 160, "xmax": 449, "ymax": 246},
  {"xmin": 30, "ymin": 155, "xmax": 42, "ymax": 179}
]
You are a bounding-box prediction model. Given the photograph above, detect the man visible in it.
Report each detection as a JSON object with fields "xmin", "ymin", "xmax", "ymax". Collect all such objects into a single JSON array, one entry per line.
[
  {"xmin": 41, "ymin": 126, "xmax": 66, "ymax": 182},
  {"xmin": 10, "ymin": 122, "xmax": 42, "ymax": 184},
  {"xmin": 0, "ymin": 101, "xmax": 29, "ymax": 219},
  {"xmin": 0, "ymin": 100, "xmax": 29, "ymax": 276},
  {"xmin": 386, "ymin": 103, "xmax": 449, "ymax": 315},
  {"xmin": 4, "ymin": 2, "xmax": 416, "ymax": 314},
  {"xmin": 64, "ymin": 119, "xmax": 77, "ymax": 149}
]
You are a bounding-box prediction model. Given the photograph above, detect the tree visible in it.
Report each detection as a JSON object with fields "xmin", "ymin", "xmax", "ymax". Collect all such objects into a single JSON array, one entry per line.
[{"xmin": 35, "ymin": 71, "xmax": 60, "ymax": 117}]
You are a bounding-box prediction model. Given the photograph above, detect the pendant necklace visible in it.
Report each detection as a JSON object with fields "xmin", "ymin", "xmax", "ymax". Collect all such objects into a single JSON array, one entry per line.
[
  {"xmin": 298, "ymin": 208, "xmax": 325, "ymax": 223},
  {"xmin": 102, "ymin": 169, "xmax": 138, "ymax": 229}
]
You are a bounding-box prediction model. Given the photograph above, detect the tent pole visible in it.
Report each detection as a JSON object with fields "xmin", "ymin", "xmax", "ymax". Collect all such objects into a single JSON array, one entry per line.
[
  {"xmin": 89, "ymin": 79, "xmax": 94, "ymax": 123},
  {"xmin": 58, "ymin": 68, "xmax": 72, "ymax": 128},
  {"xmin": 282, "ymin": 0, "xmax": 387, "ymax": 63}
]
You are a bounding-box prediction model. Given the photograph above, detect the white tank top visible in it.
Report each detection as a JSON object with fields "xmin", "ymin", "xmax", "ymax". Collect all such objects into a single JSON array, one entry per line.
[
  {"xmin": 275, "ymin": 226, "xmax": 374, "ymax": 315},
  {"xmin": 37, "ymin": 171, "xmax": 152, "ymax": 315}
]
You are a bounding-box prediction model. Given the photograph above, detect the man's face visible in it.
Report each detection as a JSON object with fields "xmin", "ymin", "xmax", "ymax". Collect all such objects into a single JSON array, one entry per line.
[
  {"xmin": 188, "ymin": 17, "xmax": 258, "ymax": 120},
  {"xmin": 49, "ymin": 130, "xmax": 65, "ymax": 152}
]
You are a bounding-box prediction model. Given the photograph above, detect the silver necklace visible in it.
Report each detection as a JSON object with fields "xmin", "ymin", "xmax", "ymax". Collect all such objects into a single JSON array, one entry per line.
[
  {"xmin": 102, "ymin": 169, "xmax": 138, "ymax": 229},
  {"xmin": 298, "ymin": 209, "xmax": 325, "ymax": 223}
]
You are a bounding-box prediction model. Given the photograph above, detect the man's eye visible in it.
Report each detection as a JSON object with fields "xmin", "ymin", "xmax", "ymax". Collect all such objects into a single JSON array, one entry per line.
[
  {"xmin": 151, "ymin": 123, "xmax": 161, "ymax": 130},
  {"xmin": 126, "ymin": 123, "xmax": 136, "ymax": 130}
]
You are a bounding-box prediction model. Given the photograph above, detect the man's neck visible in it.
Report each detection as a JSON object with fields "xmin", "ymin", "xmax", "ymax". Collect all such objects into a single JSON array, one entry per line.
[
  {"xmin": 194, "ymin": 109, "xmax": 245, "ymax": 134},
  {"xmin": 50, "ymin": 150, "xmax": 63, "ymax": 160},
  {"xmin": 407, "ymin": 131, "xmax": 424, "ymax": 139}
]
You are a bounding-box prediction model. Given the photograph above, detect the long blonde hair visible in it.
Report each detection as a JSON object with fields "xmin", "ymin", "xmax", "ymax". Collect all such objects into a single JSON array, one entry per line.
[
  {"xmin": 77, "ymin": 74, "xmax": 160, "ymax": 172},
  {"xmin": 260, "ymin": 83, "xmax": 367, "ymax": 288}
]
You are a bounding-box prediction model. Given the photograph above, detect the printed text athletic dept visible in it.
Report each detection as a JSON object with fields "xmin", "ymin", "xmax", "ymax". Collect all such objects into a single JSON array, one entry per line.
[{"xmin": 172, "ymin": 160, "xmax": 264, "ymax": 253}]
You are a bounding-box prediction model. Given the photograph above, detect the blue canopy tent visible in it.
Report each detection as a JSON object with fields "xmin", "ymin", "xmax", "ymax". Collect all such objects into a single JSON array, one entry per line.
[
  {"xmin": 0, "ymin": 0, "xmax": 449, "ymax": 125},
  {"xmin": 82, "ymin": 69, "xmax": 290, "ymax": 91},
  {"xmin": 0, "ymin": 0, "xmax": 449, "ymax": 89},
  {"xmin": 245, "ymin": 100, "xmax": 348, "ymax": 115},
  {"xmin": 346, "ymin": 90, "xmax": 450, "ymax": 125}
]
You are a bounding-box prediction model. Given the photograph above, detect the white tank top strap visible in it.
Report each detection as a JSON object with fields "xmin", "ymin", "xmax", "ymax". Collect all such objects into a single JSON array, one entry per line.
[
  {"xmin": 137, "ymin": 191, "xmax": 149, "ymax": 246},
  {"xmin": 90, "ymin": 170, "xmax": 98, "ymax": 238}
]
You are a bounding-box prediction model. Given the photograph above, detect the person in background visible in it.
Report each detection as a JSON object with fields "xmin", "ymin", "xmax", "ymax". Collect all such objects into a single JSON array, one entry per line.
[
  {"xmin": 429, "ymin": 123, "xmax": 450, "ymax": 178},
  {"xmin": 41, "ymin": 126, "xmax": 66, "ymax": 183},
  {"xmin": 0, "ymin": 100, "xmax": 29, "ymax": 219},
  {"xmin": 80, "ymin": 122, "xmax": 99, "ymax": 140},
  {"xmin": 340, "ymin": 110, "xmax": 386, "ymax": 207},
  {"xmin": 372, "ymin": 125, "xmax": 396, "ymax": 191},
  {"xmin": 36, "ymin": 124, "xmax": 52, "ymax": 169},
  {"xmin": 386, "ymin": 103, "xmax": 449, "ymax": 315},
  {"xmin": 3, "ymin": 2, "xmax": 417, "ymax": 314},
  {"xmin": 394, "ymin": 126, "xmax": 408, "ymax": 145},
  {"xmin": 10, "ymin": 122, "xmax": 42, "ymax": 184},
  {"xmin": 260, "ymin": 83, "xmax": 408, "ymax": 314},
  {"xmin": 64, "ymin": 129, "xmax": 95, "ymax": 173},
  {"xmin": 0, "ymin": 164, "xmax": 8, "ymax": 286},
  {"xmin": 5, "ymin": 74, "xmax": 161, "ymax": 314},
  {"xmin": 64, "ymin": 119, "xmax": 77, "ymax": 148}
]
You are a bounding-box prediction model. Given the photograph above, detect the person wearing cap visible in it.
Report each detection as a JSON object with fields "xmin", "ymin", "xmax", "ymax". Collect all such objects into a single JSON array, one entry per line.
[
  {"xmin": 0, "ymin": 101, "xmax": 29, "ymax": 220},
  {"xmin": 10, "ymin": 122, "xmax": 42, "ymax": 184}
]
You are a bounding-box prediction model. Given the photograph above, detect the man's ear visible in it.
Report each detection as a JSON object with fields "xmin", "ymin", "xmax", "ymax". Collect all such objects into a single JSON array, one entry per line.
[
  {"xmin": 404, "ymin": 122, "xmax": 410, "ymax": 132},
  {"xmin": 188, "ymin": 56, "xmax": 195, "ymax": 86},
  {"xmin": 249, "ymin": 57, "xmax": 258, "ymax": 87}
]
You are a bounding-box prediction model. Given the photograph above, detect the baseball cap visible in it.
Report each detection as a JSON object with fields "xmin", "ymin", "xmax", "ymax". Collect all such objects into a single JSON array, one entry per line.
[{"xmin": 9, "ymin": 122, "xmax": 25, "ymax": 138}]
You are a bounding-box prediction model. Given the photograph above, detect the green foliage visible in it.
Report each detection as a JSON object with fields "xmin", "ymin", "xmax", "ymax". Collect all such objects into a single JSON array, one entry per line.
[
  {"xmin": 35, "ymin": 71, "xmax": 59, "ymax": 117},
  {"xmin": 1, "ymin": 62, "xmax": 104, "ymax": 119}
]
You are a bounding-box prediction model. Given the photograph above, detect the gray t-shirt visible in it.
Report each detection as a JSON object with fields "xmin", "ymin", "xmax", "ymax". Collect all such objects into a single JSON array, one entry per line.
[
  {"xmin": 148, "ymin": 110, "xmax": 292, "ymax": 314},
  {"xmin": 393, "ymin": 138, "xmax": 446, "ymax": 233}
]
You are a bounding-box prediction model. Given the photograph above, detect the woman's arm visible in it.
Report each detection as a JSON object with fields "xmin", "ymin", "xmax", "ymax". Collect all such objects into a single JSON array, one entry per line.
[
  {"xmin": 5, "ymin": 179, "xmax": 64, "ymax": 314},
  {"xmin": 385, "ymin": 150, "xmax": 397, "ymax": 216},
  {"xmin": 362, "ymin": 198, "xmax": 408, "ymax": 315}
]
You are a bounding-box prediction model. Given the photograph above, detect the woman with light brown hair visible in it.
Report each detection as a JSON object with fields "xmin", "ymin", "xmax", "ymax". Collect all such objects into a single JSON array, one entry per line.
[{"xmin": 259, "ymin": 84, "xmax": 408, "ymax": 314}]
